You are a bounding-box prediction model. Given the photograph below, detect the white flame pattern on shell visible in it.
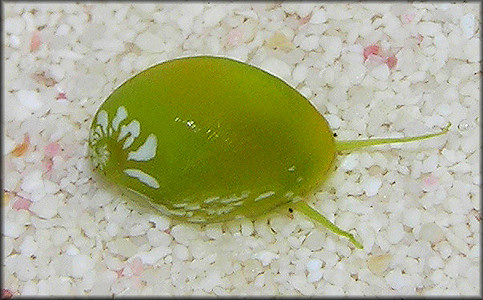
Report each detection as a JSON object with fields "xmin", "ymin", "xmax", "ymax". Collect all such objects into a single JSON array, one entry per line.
[{"xmin": 89, "ymin": 106, "xmax": 160, "ymax": 189}]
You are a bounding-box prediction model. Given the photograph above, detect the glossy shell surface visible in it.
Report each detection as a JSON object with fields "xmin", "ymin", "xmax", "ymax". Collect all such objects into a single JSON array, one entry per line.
[{"xmin": 89, "ymin": 56, "xmax": 336, "ymax": 223}]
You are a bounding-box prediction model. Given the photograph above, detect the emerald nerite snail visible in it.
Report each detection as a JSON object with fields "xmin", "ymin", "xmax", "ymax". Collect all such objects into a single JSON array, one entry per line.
[{"xmin": 88, "ymin": 56, "xmax": 450, "ymax": 249}]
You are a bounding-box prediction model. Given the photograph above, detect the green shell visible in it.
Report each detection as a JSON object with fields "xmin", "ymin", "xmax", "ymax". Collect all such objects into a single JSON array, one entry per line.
[
  {"xmin": 89, "ymin": 56, "xmax": 450, "ymax": 248},
  {"xmin": 89, "ymin": 56, "xmax": 335, "ymax": 223}
]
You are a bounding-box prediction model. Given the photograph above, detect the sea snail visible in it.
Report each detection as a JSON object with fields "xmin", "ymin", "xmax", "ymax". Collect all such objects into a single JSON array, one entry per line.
[{"xmin": 88, "ymin": 56, "xmax": 450, "ymax": 249}]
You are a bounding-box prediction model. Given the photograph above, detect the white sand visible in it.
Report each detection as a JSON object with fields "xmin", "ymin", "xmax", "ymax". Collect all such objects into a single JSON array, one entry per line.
[{"xmin": 3, "ymin": 2, "xmax": 480, "ymax": 296}]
